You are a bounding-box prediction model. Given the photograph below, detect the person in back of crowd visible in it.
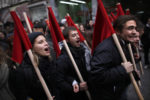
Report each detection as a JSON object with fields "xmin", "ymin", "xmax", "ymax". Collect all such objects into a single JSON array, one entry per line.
[
  {"xmin": 89, "ymin": 15, "xmax": 140, "ymax": 100},
  {"xmin": 131, "ymin": 21, "xmax": 144, "ymax": 63},
  {"xmin": 86, "ymin": 19, "xmax": 94, "ymax": 30},
  {"xmin": 59, "ymin": 23, "xmax": 66, "ymax": 32},
  {"xmin": 141, "ymin": 17, "xmax": 150, "ymax": 68},
  {"xmin": 33, "ymin": 22, "xmax": 46, "ymax": 34},
  {"xmin": 84, "ymin": 29, "xmax": 93, "ymax": 49},
  {"xmin": 56, "ymin": 26, "xmax": 91, "ymax": 100},
  {"xmin": 9, "ymin": 32, "xmax": 57, "ymax": 100},
  {"xmin": 45, "ymin": 28, "xmax": 57, "ymax": 60},
  {"xmin": 0, "ymin": 31, "xmax": 7, "ymax": 40},
  {"xmin": 0, "ymin": 42, "xmax": 16, "ymax": 100},
  {"xmin": 79, "ymin": 24, "xmax": 85, "ymax": 35}
]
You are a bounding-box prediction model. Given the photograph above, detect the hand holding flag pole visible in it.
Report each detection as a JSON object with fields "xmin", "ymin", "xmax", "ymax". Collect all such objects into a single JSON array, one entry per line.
[
  {"xmin": 10, "ymin": 11, "xmax": 53, "ymax": 100},
  {"xmin": 127, "ymin": 43, "xmax": 142, "ymax": 86},
  {"xmin": 112, "ymin": 34, "xmax": 144, "ymax": 100}
]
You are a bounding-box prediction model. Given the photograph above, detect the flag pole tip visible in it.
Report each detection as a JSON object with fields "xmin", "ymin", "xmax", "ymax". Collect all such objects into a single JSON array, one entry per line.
[
  {"xmin": 116, "ymin": 3, "xmax": 120, "ymax": 5},
  {"xmin": 66, "ymin": 13, "xmax": 70, "ymax": 16}
]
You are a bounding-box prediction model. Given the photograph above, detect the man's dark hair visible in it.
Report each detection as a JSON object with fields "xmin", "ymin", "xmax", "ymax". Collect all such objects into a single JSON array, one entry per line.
[
  {"xmin": 113, "ymin": 15, "xmax": 138, "ymax": 33},
  {"xmin": 63, "ymin": 26, "xmax": 76, "ymax": 39},
  {"xmin": 33, "ymin": 22, "xmax": 46, "ymax": 33}
]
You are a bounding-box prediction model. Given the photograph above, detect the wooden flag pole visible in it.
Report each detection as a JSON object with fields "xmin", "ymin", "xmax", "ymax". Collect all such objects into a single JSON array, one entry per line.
[
  {"xmin": 84, "ymin": 40, "xmax": 91, "ymax": 51},
  {"xmin": 136, "ymin": 47, "xmax": 144, "ymax": 75},
  {"xmin": 23, "ymin": 12, "xmax": 32, "ymax": 33},
  {"xmin": 112, "ymin": 34, "xmax": 144, "ymax": 100},
  {"xmin": 27, "ymin": 50, "xmax": 53, "ymax": 100},
  {"xmin": 127, "ymin": 43, "xmax": 141, "ymax": 86},
  {"xmin": 62, "ymin": 40, "xmax": 92, "ymax": 100}
]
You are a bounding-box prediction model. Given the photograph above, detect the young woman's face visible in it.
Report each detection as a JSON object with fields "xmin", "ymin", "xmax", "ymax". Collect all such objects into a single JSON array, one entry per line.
[{"xmin": 33, "ymin": 35, "xmax": 50, "ymax": 56}]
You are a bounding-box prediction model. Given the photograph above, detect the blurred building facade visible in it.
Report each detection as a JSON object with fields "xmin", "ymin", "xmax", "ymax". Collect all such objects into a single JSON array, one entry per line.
[{"xmin": 0, "ymin": 0, "xmax": 150, "ymax": 24}]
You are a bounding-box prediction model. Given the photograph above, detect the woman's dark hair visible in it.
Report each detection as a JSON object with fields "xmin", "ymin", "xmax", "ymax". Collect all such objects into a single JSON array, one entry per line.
[
  {"xmin": 113, "ymin": 15, "xmax": 139, "ymax": 33},
  {"xmin": 63, "ymin": 26, "xmax": 76, "ymax": 39}
]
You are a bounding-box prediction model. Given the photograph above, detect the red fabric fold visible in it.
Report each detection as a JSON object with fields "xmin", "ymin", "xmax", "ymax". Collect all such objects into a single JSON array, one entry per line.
[
  {"xmin": 125, "ymin": 9, "xmax": 130, "ymax": 15},
  {"xmin": 111, "ymin": 12, "xmax": 117, "ymax": 21},
  {"xmin": 10, "ymin": 11, "xmax": 32, "ymax": 64},
  {"xmin": 48, "ymin": 7, "xmax": 65, "ymax": 42},
  {"xmin": 116, "ymin": 3, "xmax": 125, "ymax": 17}
]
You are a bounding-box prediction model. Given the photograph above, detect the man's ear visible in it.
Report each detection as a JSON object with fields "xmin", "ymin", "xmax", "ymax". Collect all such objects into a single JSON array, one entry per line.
[
  {"xmin": 66, "ymin": 39, "xmax": 69, "ymax": 42},
  {"xmin": 115, "ymin": 29, "xmax": 121, "ymax": 35}
]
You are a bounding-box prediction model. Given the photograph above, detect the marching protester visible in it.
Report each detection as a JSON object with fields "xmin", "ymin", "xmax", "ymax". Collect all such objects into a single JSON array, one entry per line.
[
  {"xmin": 141, "ymin": 17, "xmax": 150, "ymax": 69},
  {"xmin": 55, "ymin": 26, "xmax": 91, "ymax": 100},
  {"xmin": 33, "ymin": 22, "xmax": 46, "ymax": 34},
  {"xmin": 0, "ymin": 41, "xmax": 16, "ymax": 100},
  {"xmin": 89, "ymin": 15, "xmax": 140, "ymax": 100},
  {"xmin": 131, "ymin": 21, "xmax": 144, "ymax": 63},
  {"xmin": 9, "ymin": 32, "xmax": 58, "ymax": 100}
]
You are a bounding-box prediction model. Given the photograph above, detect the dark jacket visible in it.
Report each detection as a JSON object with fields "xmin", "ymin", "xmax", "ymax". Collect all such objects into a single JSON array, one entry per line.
[
  {"xmin": 90, "ymin": 36, "xmax": 132, "ymax": 100},
  {"xmin": 141, "ymin": 25, "xmax": 150, "ymax": 47},
  {"xmin": 56, "ymin": 43, "xmax": 90, "ymax": 100},
  {"xmin": 0, "ymin": 63, "xmax": 16, "ymax": 100},
  {"xmin": 9, "ymin": 54, "xmax": 57, "ymax": 100}
]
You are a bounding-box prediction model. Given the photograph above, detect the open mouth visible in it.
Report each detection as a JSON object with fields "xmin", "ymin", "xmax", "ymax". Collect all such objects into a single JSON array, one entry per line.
[
  {"xmin": 76, "ymin": 40, "xmax": 80, "ymax": 43},
  {"xmin": 44, "ymin": 47, "xmax": 49, "ymax": 52}
]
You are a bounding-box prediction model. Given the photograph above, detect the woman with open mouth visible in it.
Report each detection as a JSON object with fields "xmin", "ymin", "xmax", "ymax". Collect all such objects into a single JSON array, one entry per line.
[{"xmin": 9, "ymin": 32, "xmax": 58, "ymax": 100}]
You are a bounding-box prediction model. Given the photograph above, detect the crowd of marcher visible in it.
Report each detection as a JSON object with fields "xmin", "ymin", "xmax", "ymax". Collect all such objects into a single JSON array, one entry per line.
[{"xmin": 0, "ymin": 14, "xmax": 150, "ymax": 100}]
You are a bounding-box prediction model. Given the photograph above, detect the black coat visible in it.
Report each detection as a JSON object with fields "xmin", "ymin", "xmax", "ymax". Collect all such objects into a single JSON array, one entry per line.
[
  {"xmin": 56, "ymin": 44, "xmax": 90, "ymax": 100},
  {"xmin": 9, "ymin": 54, "xmax": 57, "ymax": 100},
  {"xmin": 141, "ymin": 25, "xmax": 150, "ymax": 47},
  {"xmin": 90, "ymin": 36, "xmax": 131, "ymax": 100}
]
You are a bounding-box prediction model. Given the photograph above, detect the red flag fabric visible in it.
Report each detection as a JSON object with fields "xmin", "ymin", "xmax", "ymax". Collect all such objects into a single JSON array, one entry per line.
[
  {"xmin": 10, "ymin": 11, "xmax": 32, "ymax": 64},
  {"xmin": 65, "ymin": 16, "xmax": 85, "ymax": 42},
  {"xmin": 91, "ymin": 0, "xmax": 115, "ymax": 54},
  {"xmin": 109, "ymin": 15, "xmax": 113, "ymax": 23},
  {"xmin": 48, "ymin": 7, "xmax": 65, "ymax": 42},
  {"xmin": 125, "ymin": 9, "xmax": 130, "ymax": 15},
  {"xmin": 116, "ymin": 3, "xmax": 125, "ymax": 17},
  {"xmin": 110, "ymin": 12, "xmax": 117, "ymax": 21},
  {"xmin": 27, "ymin": 16, "xmax": 34, "ymax": 29},
  {"xmin": 45, "ymin": 19, "xmax": 61, "ymax": 58}
]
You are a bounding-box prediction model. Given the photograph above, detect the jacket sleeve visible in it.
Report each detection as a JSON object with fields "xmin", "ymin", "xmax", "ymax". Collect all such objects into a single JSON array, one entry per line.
[
  {"xmin": 55, "ymin": 56, "xmax": 75, "ymax": 92},
  {"xmin": 9, "ymin": 66, "xmax": 28, "ymax": 100}
]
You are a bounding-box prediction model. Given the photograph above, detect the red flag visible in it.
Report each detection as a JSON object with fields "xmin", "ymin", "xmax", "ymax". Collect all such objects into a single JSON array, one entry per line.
[
  {"xmin": 45, "ymin": 19, "xmax": 61, "ymax": 58},
  {"xmin": 65, "ymin": 16, "xmax": 85, "ymax": 42},
  {"xmin": 125, "ymin": 8, "xmax": 130, "ymax": 15},
  {"xmin": 10, "ymin": 11, "xmax": 32, "ymax": 64},
  {"xmin": 116, "ymin": 3, "xmax": 125, "ymax": 17},
  {"xmin": 91, "ymin": 0, "xmax": 115, "ymax": 54},
  {"xmin": 48, "ymin": 7, "xmax": 65, "ymax": 42},
  {"xmin": 27, "ymin": 16, "xmax": 34, "ymax": 29},
  {"xmin": 47, "ymin": 7, "xmax": 65, "ymax": 57}
]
